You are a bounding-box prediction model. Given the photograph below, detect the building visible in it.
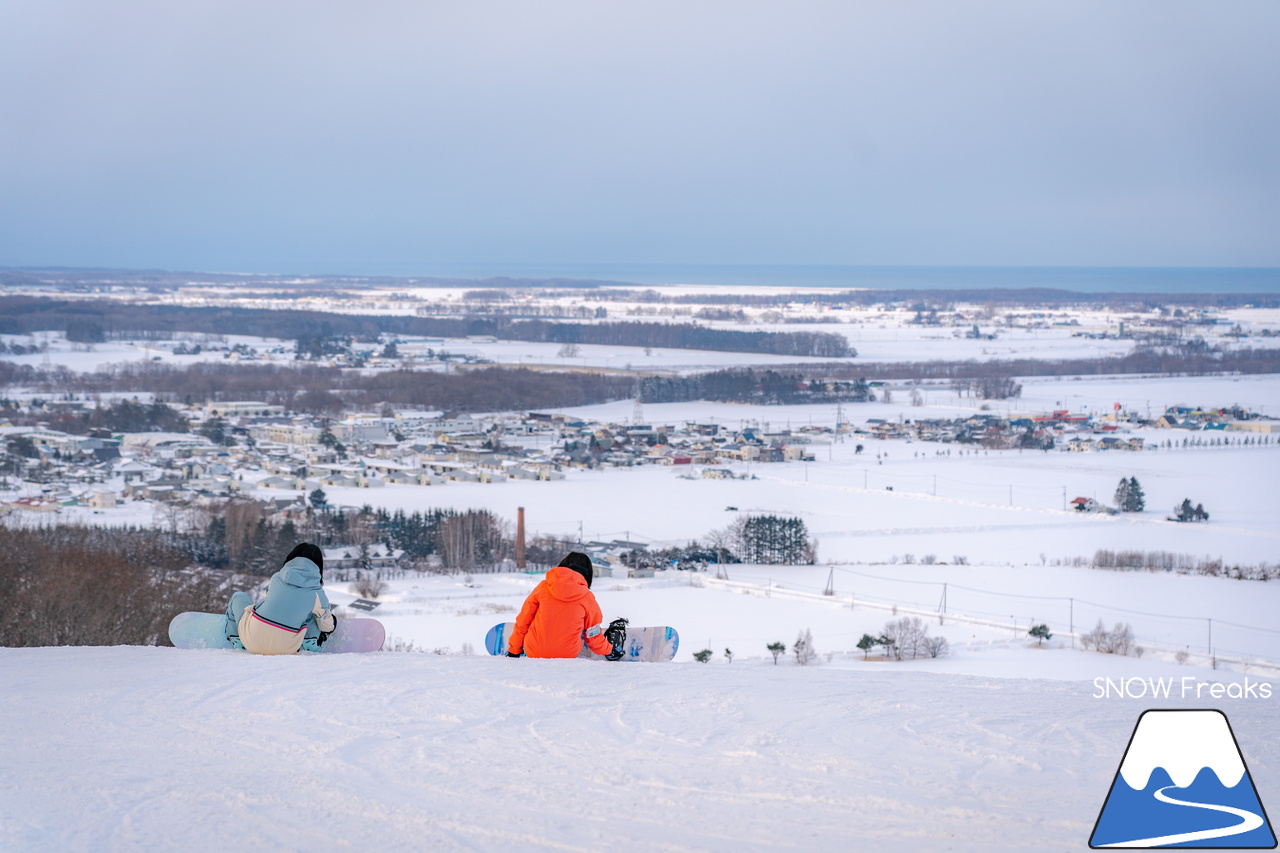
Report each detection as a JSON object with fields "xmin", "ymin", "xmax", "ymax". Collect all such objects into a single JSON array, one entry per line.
[
  {"xmin": 321, "ymin": 544, "xmax": 406, "ymax": 571},
  {"xmin": 204, "ymin": 401, "xmax": 286, "ymax": 419}
]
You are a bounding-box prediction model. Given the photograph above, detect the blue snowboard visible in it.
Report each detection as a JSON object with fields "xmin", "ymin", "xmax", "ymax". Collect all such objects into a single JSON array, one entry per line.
[
  {"xmin": 168, "ymin": 611, "xmax": 385, "ymax": 653},
  {"xmin": 485, "ymin": 621, "xmax": 679, "ymax": 662}
]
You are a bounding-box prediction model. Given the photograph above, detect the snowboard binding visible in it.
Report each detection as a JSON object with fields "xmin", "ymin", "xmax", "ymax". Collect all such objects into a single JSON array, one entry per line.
[{"xmin": 604, "ymin": 617, "xmax": 628, "ymax": 660}]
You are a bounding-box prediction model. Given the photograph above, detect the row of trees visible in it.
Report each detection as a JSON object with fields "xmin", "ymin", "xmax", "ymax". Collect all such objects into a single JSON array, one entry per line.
[
  {"xmin": 1090, "ymin": 549, "xmax": 1277, "ymax": 580},
  {"xmin": 640, "ymin": 369, "xmax": 874, "ymax": 405},
  {"xmin": 0, "ymin": 398, "xmax": 192, "ymax": 437},
  {"xmin": 1113, "ymin": 476, "xmax": 1210, "ymax": 522},
  {"xmin": 800, "ymin": 342, "xmax": 1280, "ymax": 383},
  {"xmin": 155, "ymin": 502, "xmax": 512, "ymax": 576},
  {"xmin": 619, "ymin": 515, "xmax": 817, "ymax": 569},
  {"xmin": 857, "ymin": 617, "xmax": 949, "ymax": 661},
  {"xmin": 506, "ymin": 320, "xmax": 851, "ymax": 358},
  {"xmin": 731, "ymin": 515, "xmax": 816, "ymax": 565},
  {"xmin": 0, "ymin": 296, "xmax": 851, "ymax": 359},
  {"xmin": 2, "ymin": 361, "xmax": 637, "ymax": 415}
]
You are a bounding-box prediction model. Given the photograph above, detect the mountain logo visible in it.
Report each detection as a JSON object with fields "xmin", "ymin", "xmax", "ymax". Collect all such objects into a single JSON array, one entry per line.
[{"xmin": 1090, "ymin": 709, "xmax": 1276, "ymax": 848}]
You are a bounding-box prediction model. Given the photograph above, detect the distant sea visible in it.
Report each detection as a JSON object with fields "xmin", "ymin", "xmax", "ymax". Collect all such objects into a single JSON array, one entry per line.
[{"xmin": 389, "ymin": 263, "xmax": 1280, "ymax": 294}]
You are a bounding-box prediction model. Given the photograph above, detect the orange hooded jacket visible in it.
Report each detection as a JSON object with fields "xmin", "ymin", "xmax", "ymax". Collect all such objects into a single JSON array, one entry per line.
[{"xmin": 508, "ymin": 566, "xmax": 615, "ymax": 658}]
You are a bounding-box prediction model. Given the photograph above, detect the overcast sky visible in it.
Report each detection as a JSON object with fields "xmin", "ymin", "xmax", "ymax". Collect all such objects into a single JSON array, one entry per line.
[{"xmin": 1, "ymin": 1, "xmax": 1278, "ymax": 276}]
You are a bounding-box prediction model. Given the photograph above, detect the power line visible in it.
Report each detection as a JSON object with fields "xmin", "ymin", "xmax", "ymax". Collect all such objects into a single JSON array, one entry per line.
[{"xmin": 826, "ymin": 567, "xmax": 1277, "ymax": 636}]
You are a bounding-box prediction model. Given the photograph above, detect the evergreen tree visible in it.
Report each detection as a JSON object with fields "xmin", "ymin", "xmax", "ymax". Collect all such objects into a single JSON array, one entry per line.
[
  {"xmin": 1028, "ymin": 624, "xmax": 1052, "ymax": 646},
  {"xmin": 1173, "ymin": 498, "xmax": 1209, "ymax": 522},
  {"xmin": 198, "ymin": 416, "xmax": 230, "ymax": 446},
  {"xmin": 1114, "ymin": 477, "xmax": 1131, "ymax": 510},
  {"xmin": 739, "ymin": 515, "xmax": 812, "ymax": 564},
  {"xmin": 1126, "ymin": 477, "xmax": 1145, "ymax": 512},
  {"xmin": 1115, "ymin": 476, "xmax": 1145, "ymax": 512}
]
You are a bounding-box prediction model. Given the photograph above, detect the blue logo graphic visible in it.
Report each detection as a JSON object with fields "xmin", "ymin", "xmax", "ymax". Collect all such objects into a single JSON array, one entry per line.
[{"xmin": 1091, "ymin": 709, "xmax": 1276, "ymax": 848}]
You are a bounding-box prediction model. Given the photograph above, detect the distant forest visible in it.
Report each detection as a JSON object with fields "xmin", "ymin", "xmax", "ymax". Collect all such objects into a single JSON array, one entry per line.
[
  {"xmin": 0, "ymin": 361, "xmax": 637, "ymax": 415},
  {"xmin": 3, "ymin": 343, "xmax": 1278, "ymax": 414},
  {"xmin": 0, "ymin": 297, "xmax": 851, "ymax": 358},
  {"xmin": 795, "ymin": 340, "xmax": 1280, "ymax": 383}
]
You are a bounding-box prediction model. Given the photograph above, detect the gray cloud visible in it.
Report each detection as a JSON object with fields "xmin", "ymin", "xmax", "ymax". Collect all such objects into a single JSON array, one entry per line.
[{"xmin": 1, "ymin": 0, "xmax": 1277, "ymax": 273}]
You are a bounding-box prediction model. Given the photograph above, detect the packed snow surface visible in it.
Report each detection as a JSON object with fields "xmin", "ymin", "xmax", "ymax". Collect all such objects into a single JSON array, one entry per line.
[{"xmin": 5, "ymin": 645, "xmax": 1277, "ymax": 853}]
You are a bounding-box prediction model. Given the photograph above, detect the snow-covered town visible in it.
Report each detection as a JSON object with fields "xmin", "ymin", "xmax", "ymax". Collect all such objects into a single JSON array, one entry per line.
[
  {"xmin": 6, "ymin": 4, "xmax": 1280, "ymax": 849},
  {"xmin": 2, "ymin": 392, "xmax": 1277, "ymax": 526}
]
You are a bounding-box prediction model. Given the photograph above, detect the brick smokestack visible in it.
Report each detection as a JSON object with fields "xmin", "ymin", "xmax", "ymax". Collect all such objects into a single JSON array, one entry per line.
[{"xmin": 516, "ymin": 506, "xmax": 526, "ymax": 570}]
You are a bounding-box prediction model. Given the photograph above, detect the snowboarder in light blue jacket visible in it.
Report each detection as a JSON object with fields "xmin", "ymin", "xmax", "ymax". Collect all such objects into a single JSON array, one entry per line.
[{"xmin": 224, "ymin": 543, "xmax": 337, "ymax": 655}]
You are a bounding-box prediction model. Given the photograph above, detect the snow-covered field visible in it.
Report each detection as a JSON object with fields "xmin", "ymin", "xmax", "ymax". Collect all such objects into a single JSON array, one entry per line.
[
  {"xmin": 5, "ymin": 292, "xmax": 1279, "ymax": 375},
  {"xmin": 3, "ymin": 640, "xmax": 1277, "ymax": 852},
  {"xmin": 5, "ymin": 552, "xmax": 1280, "ymax": 851},
  {"xmin": 5, "ymin": 296, "xmax": 1280, "ymax": 851},
  {"xmin": 348, "ymin": 564, "xmax": 1280, "ymax": 672}
]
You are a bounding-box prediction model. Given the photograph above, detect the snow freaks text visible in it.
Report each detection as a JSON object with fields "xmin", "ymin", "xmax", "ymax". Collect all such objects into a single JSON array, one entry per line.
[{"xmin": 1093, "ymin": 677, "xmax": 1274, "ymax": 700}]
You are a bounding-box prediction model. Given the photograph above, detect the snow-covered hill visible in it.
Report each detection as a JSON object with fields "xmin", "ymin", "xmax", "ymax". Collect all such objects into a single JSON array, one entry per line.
[{"xmin": 6, "ymin": 645, "xmax": 1276, "ymax": 852}]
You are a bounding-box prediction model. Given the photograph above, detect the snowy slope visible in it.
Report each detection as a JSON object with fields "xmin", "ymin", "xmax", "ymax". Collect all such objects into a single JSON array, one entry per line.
[{"xmin": 5, "ymin": 645, "xmax": 1277, "ymax": 853}]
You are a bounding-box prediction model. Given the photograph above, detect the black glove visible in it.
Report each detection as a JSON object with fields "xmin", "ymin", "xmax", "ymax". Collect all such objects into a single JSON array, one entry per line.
[
  {"xmin": 507, "ymin": 651, "xmax": 522, "ymax": 658},
  {"xmin": 605, "ymin": 647, "xmax": 625, "ymax": 661}
]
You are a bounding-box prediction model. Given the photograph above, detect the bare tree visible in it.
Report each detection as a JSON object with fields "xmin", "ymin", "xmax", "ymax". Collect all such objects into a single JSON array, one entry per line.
[
  {"xmin": 924, "ymin": 636, "xmax": 949, "ymax": 658},
  {"xmin": 793, "ymin": 628, "xmax": 816, "ymax": 665},
  {"xmin": 881, "ymin": 616, "xmax": 929, "ymax": 661},
  {"xmin": 1080, "ymin": 620, "xmax": 1140, "ymax": 656}
]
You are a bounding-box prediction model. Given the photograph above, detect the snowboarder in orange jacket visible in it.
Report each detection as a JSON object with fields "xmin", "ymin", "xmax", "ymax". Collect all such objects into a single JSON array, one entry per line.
[{"xmin": 507, "ymin": 552, "xmax": 624, "ymax": 660}]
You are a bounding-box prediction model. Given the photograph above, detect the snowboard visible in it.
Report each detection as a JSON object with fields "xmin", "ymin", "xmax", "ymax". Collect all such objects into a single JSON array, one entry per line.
[
  {"xmin": 168, "ymin": 611, "xmax": 385, "ymax": 653},
  {"xmin": 484, "ymin": 621, "xmax": 679, "ymax": 662}
]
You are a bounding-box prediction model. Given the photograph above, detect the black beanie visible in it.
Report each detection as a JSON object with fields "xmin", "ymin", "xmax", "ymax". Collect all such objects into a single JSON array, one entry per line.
[
  {"xmin": 284, "ymin": 542, "xmax": 325, "ymax": 579},
  {"xmin": 558, "ymin": 551, "xmax": 593, "ymax": 588}
]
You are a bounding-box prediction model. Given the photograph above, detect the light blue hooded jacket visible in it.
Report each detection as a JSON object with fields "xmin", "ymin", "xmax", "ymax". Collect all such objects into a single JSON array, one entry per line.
[{"xmin": 255, "ymin": 556, "xmax": 332, "ymax": 638}]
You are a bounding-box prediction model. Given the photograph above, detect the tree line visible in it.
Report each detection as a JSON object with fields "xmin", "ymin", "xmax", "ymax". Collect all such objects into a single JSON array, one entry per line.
[
  {"xmin": 175, "ymin": 502, "xmax": 511, "ymax": 576},
  {"xmin": 640, "ymin": 369, "xmax": 873, "ymax": 405},
  {"xmin": 0, "ymin": 296, "xmax": 851, "ymax": 358},
  {"xmin": 2, "ymin": 362, "xmax": 637, "ymax": 415},
  {"xmin": 504, "ymin": 319, "xmax": 851, "ymax": 357},
  {"xmin": 0, "ymin": 398, "xmax": 191, "ymax": 436},
  {"xmin": 794, "ymin": 341, "xmax": 1280, "ymax": 382}
]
